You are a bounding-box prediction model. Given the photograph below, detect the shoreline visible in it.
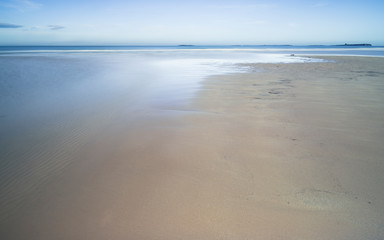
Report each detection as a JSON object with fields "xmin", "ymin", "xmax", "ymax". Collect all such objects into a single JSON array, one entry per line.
[{"xmin": 1, "ymin": 55, "xmax": 384, "ymax": 239}]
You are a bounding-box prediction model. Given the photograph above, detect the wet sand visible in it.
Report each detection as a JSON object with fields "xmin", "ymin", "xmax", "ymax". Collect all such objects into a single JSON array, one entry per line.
[{"xmin": 1, "ymin": 56, "xmax": 384, "ymax": 239}]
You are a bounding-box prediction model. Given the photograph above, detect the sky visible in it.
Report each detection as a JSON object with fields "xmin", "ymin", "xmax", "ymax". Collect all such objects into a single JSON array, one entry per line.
[{"xmin": 0, "ymin": 0, "xmax": 383, "ymax": 45}]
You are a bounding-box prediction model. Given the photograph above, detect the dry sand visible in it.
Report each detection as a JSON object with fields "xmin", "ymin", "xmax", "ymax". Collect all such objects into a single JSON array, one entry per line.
[{"xmin": 1, "ymin": 56, "xmax": 384, "ymax": 239}]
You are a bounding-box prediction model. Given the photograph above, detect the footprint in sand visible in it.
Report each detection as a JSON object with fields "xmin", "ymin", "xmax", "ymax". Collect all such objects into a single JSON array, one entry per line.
[{"xmin": 268, "ymin": 89, "xmax": 283, "ymax": 95}]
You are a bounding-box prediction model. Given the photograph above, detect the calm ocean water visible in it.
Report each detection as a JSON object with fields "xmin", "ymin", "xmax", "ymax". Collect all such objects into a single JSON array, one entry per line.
[{"xmin": 1, "ymin": 45, "xmax": 384, "ymax": 56}]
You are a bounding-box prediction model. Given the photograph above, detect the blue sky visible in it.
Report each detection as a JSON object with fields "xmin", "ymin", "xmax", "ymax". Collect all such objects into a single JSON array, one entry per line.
[{"xmin": 0, "ymin": 0, "xmax": 383, "ymax": 45}]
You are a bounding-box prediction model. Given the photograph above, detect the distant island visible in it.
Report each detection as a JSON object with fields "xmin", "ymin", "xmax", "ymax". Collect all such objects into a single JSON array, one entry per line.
[
  {"xmin": 178, "ymin": 45, "xmax": 195, "ymax": 47},
  {"xmin": 336, "ymin": 43, "xmax": 372, "ymax": 46}
]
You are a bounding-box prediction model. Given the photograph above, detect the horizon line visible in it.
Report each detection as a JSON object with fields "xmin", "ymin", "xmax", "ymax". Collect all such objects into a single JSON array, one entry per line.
[{"xmin": 0, "ymin": 43, "xmax": 380, "ymax": 47}]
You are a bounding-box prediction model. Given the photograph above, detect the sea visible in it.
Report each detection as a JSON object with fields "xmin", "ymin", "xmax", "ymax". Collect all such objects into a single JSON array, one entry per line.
[{"xmin": 1, "ymin": 44, "xmax": 384, "ymax": 55}]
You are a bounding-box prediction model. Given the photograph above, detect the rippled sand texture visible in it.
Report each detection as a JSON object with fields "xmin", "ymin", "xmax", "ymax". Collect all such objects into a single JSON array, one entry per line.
[{"xmin": 1, "ymin": 56, "xmax": 384, "ymax": 239}]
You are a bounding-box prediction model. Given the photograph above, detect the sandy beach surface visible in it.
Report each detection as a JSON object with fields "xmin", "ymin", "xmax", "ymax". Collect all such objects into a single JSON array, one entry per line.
[{"xmin": 1, "ymin": 56, "xmax": 384, "ymax": 239}]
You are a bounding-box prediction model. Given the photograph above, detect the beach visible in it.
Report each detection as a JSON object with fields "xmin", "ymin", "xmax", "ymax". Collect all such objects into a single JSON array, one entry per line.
[{"xmin": 1, "ymin": 55, "xmax": 384, "ymax": 239}]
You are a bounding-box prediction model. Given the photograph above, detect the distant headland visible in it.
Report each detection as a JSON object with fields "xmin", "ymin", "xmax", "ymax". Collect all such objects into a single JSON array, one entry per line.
[{"xmin": 336, "ymin": 43, "xmax": 372, "ymax": 46}]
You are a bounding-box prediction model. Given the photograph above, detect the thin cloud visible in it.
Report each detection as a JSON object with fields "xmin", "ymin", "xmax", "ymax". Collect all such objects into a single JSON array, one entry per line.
[
  {"xmin": 48, "ymin": 25, "xmax": 65, "ymax": 30},
  {"xmin": 314, "ymin": 2, "xmax": 329, "ymax": 7},
  {"xmin": 0, "ymin": 0, "xmax": 42, "ymax": 12},
  {"xmin": 0, "ymin": 23, "xmax": 23, "ymax": 28},
  {"xmin": 248, "ymin": 3, "xmax": 276, "ymax": 9},
  {"xmin": 207, "ymin": 3, "xmax": 276, "ymax": 10},
  {"xmin": 22, "ymin": 25, "xmax": 65, "ymax": 31},
  {"xmin": 24, "ymin": 25, "xmax": 44, "ymax": 31},
  {"xmin": 247, "ymin": 20, "xmax": 267, "ymax": 25}
]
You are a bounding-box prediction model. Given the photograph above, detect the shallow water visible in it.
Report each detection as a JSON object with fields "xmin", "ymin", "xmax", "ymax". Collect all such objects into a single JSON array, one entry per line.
[{"xmin": 0, "ymin": 50, "xmax": 324, "ymax": 116}]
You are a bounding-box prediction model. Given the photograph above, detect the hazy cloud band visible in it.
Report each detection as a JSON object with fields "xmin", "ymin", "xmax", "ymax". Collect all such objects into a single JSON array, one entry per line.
[{"xmin": 0, "ymin": 23, "xmax": 23, "ymax": 28}]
